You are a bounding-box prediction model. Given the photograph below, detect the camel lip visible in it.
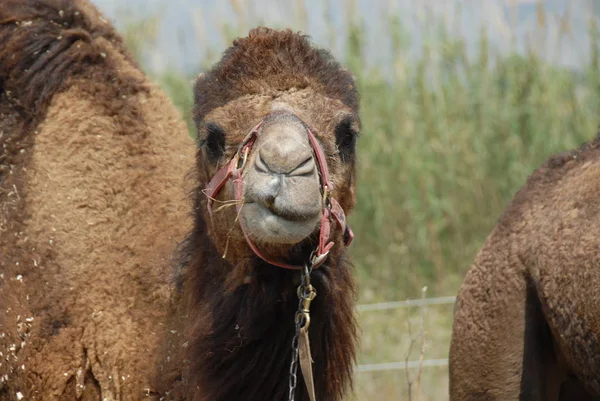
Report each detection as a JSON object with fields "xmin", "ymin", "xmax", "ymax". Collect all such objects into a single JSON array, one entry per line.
[
  {"xmin": 241, "ymin": 202, "xmax": 320, "ymax": 244},
  {"xmin": 266, "ymin": 204, "xmax": 319, "ymax": 223},
  {"xmin": 244, "ymin": 201, "xmax": 320, "ymax": 227},
  {"xmin": 242, "ymin": 198, "xmax": 321, "ymax": 223}
]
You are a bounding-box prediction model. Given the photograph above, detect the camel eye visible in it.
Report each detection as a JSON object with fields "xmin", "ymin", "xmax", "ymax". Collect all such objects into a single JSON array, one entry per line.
[
  {"xmin": 335, "ymin": 117, "xmax": 357, "ymax": 162},
  {"xmin": 201, "ymin": 123, "xmax": 226, "ymax": 162}
]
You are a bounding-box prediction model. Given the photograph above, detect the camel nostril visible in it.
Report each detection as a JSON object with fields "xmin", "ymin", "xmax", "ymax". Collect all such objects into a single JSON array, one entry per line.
[
  {"xmin": 256, "ymin": 147, "xmax": 315, "ymax": 176},
  {"xmin": 289, "ymin": 157, "xmax": 315, "ymax": 177},
  {"xmin": 255, "ymin": 153, "xmax": 271, "ymax": 174}
]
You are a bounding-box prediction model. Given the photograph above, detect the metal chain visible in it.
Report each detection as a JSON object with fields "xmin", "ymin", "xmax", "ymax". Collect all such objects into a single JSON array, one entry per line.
[{"xmin": 288, "ymin": 262, "xmax": 314, "ymax": 401}]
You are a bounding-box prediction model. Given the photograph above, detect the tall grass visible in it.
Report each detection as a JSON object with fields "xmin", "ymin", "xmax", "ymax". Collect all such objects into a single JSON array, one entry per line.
[
  {"xmin": 350, "ymin": 21, "xmax": 600, "ymax": 301},
  {"xmin": 122, "ymin": 3, "xmax": 600, "ymax": 302},
  {"xmin": 120, "ymin": 4, "xmax": 600, "ymax": 399}
]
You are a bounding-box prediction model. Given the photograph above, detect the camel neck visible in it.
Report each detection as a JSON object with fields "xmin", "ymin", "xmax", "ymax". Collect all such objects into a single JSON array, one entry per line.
[{"xmin": 179, "ymin": 231, "xmax": 358, "ymax": 401}]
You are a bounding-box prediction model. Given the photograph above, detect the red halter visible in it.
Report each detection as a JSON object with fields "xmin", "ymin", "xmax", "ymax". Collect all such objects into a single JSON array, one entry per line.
[{"xmin": 204, "ymin": 117, "xmax": 354, "ymax": 270}]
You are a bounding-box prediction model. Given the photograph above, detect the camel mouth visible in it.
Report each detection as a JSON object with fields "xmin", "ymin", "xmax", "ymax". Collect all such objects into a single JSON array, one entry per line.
[{"xmin": 241, "ymin": 201, "xmax": 321, "ymax": 244}]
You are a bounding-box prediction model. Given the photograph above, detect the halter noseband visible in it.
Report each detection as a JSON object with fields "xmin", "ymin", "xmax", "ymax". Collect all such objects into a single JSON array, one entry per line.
[{"xmin": 204, "ymin": 116, "xmax": 354, "ymax": 270}]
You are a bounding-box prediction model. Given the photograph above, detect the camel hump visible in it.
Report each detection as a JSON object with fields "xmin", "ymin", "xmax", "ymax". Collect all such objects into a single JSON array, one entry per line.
[{"xmin": 0, "ymin": 0, "xmax": 133, "ymax": 117}]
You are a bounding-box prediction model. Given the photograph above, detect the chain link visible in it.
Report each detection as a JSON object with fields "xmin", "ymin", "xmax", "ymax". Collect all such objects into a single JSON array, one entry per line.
[{"xmin": 288, "ymin": 263, "xmax": 314, "ymax": 401}]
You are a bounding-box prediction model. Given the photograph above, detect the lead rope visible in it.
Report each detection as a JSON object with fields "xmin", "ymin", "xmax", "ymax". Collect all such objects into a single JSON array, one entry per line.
[{"xmin": 288, "ymin": 262, "xmax": 317, "ymax": 401}]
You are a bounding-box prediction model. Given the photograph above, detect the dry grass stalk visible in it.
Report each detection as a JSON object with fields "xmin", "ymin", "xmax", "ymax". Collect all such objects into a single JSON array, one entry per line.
[{"xmin": 404, "ymin": 286, "xmax": 428, "ymax": 401}]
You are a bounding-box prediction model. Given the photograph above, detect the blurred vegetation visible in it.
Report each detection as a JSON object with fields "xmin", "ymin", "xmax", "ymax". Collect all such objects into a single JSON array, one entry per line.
[
  {"xmin": 122, "ymin": 5, "xmax": 600, "ymax": 301},
  {"xmin": 119, "ymin": 3, "xmax": 600, "ymax": 399},
  {"xmin": 350, "ymin": 21, "xmax": 600, "ymax": 301}
]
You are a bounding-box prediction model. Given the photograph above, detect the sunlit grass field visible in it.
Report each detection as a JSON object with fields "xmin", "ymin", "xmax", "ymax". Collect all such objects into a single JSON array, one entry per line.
[{"xmin": 118, "ymin": 2, "xmax": 600, "ymax": 399}]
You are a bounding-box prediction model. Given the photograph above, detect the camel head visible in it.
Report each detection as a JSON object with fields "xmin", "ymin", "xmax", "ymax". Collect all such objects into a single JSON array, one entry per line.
[{"xmin": 194, "ymin": 27, "xmax": 360, "ymax": 269}]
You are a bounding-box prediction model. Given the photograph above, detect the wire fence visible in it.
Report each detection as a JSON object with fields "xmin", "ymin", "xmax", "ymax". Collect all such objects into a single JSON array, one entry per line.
[
  {"xmin": 354, "ymin": 295, "xmax": 456, "ymax": 373},
  {"xmin": 356, "ymin": 359, "xmax": 449, "ymax": 373},
  {"xmin": 356, "ymin": 296, "xmax": 456, "ymax": 312}
]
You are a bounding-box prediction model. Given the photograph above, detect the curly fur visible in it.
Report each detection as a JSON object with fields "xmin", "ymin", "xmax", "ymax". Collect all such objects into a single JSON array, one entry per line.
[
  {"xmin": 0, "ymin": 1, "xmax": 194, "ymax": 400},
  {"xmin": 450, "ymin": 132, "xmax": 600, "ymax": 399}
]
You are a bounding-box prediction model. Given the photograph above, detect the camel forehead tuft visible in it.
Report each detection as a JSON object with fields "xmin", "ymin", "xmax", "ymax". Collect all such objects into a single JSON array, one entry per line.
[{"xmin": 193, "ymin": 27, "xmax": 359, "ymax": 125}]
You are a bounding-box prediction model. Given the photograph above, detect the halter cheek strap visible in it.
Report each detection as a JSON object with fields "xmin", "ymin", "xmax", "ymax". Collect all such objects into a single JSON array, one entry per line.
[{"xmin": 204, "ymin": 119, "xmax": 354, "ymax": 270}]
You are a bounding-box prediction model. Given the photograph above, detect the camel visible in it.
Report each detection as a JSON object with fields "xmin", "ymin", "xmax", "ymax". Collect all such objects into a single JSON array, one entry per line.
[
  {"xmin": 0, "ymin": 0, "xmax": 195, "ymax": 399},
  {"xmin": 449, "ymin": 133, "xmax": 600, "ymax": 400},
  {"xmin": 154, "ymin": 28, "xmax": 361, "ymax": 401}
]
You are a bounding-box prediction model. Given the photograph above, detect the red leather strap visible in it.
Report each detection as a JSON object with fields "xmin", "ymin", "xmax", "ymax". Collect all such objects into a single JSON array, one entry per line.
[
  {"xmin": 205, "ymin": 121, "xmax": 262, "ymax": 216},
  {"xmin": 330, "ymin": 198, "xmax": 354, "ymax": 246},
  {"xmin": 306, "ymin": 127, "xmax": 333, "ymax": 192},
  {"xmin": 203, "ymin": 116, "xmax": 352, "ymax": 270},
  {"xmin": 205, "ymin": 156, "xmax": 238, "ymax": 216}
]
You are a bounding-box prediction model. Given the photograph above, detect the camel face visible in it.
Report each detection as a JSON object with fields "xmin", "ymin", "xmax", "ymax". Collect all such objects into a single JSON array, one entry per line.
[
  {"xmin": 190, "ymin": 27, "xmax": 360, "ymax": 268},
  {"xmin": 198, "ymin": 86, "xmax": 359, "ymax": 263}
]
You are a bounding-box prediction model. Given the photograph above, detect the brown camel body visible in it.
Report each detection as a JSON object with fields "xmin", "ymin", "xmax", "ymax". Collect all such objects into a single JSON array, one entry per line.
[
  {"xmin": 0, "ymin": 1, "xmax": 194, "ymax": 399},
  {"xmin": 155, "ymin": 28, "xmax": 361, "ymax": 401},
  {"xmin": 449, "ymin": 135, "xmax": 600, "ymax": 400}
]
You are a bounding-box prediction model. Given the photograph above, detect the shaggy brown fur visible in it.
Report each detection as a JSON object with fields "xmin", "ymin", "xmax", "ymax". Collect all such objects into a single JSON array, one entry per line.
[
  {"xmin": 449, "ymin": 133, "xmax": 600, "ymax": 400},
  {"xmin": 0, "ymin": 1, "xmax": 194, "ymax": 400},
  {"xmin": 155, "ymin": 28, "xmax": 360, "ymax": 401},
  {"xmin": 193, "ymin": 30, "xmax": 359, "ymax": 123}
]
